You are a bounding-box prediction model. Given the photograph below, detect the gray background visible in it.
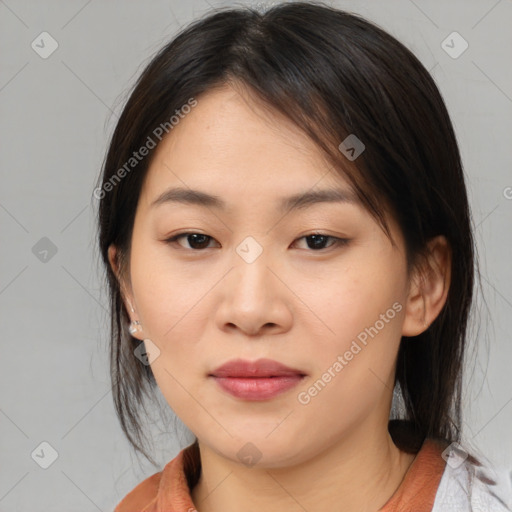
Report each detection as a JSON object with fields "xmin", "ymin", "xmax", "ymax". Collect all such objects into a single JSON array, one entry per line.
[{"xmin": 1, "ymin": 0, "xmax": 511, "ymax": 510}]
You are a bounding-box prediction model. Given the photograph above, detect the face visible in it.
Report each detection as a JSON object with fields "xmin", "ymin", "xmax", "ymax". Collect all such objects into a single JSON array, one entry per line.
[{"xmin": 110, "ymin": 84, "xmax": 417, "ymax": 468}]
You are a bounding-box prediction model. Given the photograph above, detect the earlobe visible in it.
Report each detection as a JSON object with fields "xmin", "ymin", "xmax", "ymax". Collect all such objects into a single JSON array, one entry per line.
[{"xmin": 401, "ymin": 236, "xmax": 451, "ymax": 337}]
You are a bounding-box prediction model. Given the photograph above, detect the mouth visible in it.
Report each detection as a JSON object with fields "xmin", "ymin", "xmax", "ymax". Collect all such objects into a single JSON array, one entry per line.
[{"xmin": 208, "ymin": 358, "xmax": 307, "ymax": 401}]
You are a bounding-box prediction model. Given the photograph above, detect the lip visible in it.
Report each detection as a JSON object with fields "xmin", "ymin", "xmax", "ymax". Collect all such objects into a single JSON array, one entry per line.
[
  {"xmin": 210, "ymin": 358, "xmax": 306, "ymax": 378},
  {"xmin": 209, "ymin": 358, "xmax": 306, "ymax": 401}
]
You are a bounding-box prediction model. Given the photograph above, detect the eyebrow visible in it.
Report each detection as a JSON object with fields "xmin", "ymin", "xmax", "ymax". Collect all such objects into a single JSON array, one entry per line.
[{"xmin": 150, "ymin": 186, "xmax": 360, "ymax": 213}]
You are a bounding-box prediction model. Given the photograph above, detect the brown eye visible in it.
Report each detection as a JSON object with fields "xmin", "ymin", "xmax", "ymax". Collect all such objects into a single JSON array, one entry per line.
[
  {"xmin": 164, "ymin": 232, "xmax": 349, "ymax": 252},
  {"xmin": 165, "ymin": 232, "xmax": 218, "ymax": 250},
  {"xmin": 294, "ymin": 234, "xmax": 350, "ymax": 251}
]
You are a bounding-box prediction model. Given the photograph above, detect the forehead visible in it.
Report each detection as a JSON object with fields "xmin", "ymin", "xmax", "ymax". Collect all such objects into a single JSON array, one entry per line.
[{"xmin": 140, "ymin": 84, "xmax": 355, "ymax": 207}]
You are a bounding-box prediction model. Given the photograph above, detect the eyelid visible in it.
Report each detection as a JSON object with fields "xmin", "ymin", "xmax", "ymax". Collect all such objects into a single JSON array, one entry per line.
[
  {"xmin": 164, "ymin": 232, "xmax": 219, "ymax": 250},
  {"xmin": 292, "ymin": 234, "xmax": 349, "ymax": 250},
  {"xmin": 163, "ymin": 231, "xmax": 350, "ymax": 251}
]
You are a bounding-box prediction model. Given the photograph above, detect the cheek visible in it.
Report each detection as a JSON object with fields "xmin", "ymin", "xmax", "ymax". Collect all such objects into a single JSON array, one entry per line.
[
  {"xmin": 129, "ymin": 240, "xmax": 209, "ymax": 338},
  {"xmin": 300, "ymin": 251, "xmax": 407, "ymax": 386},
  {"xmin": 307, "ymin": 259, "xmax": 404, "ymax": 340}
]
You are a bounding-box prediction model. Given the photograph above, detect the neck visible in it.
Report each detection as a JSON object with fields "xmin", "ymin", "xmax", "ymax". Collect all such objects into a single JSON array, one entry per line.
[{"xmin": 190, "ymin": 421, "xmax": 416, "ymax": 512}]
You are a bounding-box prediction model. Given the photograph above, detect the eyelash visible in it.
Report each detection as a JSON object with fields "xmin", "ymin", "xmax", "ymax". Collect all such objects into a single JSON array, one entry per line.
[{"xmin": 163, "ymin": 232, "xmax": 350, "ymax": 252}]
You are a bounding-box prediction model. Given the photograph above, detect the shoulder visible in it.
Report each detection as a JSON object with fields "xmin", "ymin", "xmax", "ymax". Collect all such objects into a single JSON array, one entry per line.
[
  {"xmin": 432, "ymin": 449, "xmax": 512, "ymax": 512},
  {"xmin": 114, "ymin": 470, "xmax": 163, "ymax": 512}
]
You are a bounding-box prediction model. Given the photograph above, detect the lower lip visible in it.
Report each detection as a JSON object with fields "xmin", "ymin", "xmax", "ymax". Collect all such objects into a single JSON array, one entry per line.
[{"xmin": 211, "ymin": 375, "xmax": 304, "ymax": 400}]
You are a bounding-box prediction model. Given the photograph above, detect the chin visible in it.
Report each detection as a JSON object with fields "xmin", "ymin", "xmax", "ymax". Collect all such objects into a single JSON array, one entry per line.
[{"xmin": 209, "ymin": 431, "xmax": 310, "ymax": 469}]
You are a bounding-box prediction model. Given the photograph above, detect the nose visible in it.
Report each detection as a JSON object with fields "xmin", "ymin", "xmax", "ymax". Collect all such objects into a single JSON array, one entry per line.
[{"xmin": 215, "ymin": 250, "xmax": 293, "ymax": 337}]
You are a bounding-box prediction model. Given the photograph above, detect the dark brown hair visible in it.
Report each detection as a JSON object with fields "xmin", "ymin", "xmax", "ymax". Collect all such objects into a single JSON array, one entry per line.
[{"xmin": 95, "ymin": 1, "xmax": 476, "ymax": 463}]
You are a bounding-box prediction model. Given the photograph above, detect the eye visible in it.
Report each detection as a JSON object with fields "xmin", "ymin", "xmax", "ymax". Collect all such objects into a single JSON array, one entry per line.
[
  {"xmin": 164, "ymin": 232, "xmax": 219, "ymax": 250},
  {"xmin": 164, "ymin": 232, "xmax": 350, "ymax": 252},
  {"xmin": 293, "ymin": 233, "xmax": 350, "ymax": 251}
]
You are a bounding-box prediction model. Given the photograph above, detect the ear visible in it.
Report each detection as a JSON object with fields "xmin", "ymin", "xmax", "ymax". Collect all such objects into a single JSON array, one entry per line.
[
  {"xmin": 401, "ymin": 235, "xmax": 451, "ymax": 337},
  {"xmin": 108, "ymin": 244, "xmax": 145, "ymax": 341}
]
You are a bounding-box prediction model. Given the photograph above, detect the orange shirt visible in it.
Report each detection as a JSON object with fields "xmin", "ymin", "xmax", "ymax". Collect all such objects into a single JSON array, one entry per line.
[{"xmin": 114, "ymin": 438, "xmax": 449, "ymax": 512}]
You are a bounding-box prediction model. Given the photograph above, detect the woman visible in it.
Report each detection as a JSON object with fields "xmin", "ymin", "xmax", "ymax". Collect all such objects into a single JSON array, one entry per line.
[{"xmin": 95, "ymin": 2, "xmax": 511, "ymax": 510}]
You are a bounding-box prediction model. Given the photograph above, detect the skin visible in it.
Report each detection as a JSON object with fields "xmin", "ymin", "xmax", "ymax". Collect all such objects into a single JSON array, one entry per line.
[{"xmin": 108, "ymin": 83, "xmax": 451, "ymax": 512}]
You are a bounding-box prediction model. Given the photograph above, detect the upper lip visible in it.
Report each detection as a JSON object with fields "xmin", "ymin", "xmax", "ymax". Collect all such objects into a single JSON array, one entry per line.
[{"xmin": 209, "ymin": 358, "xmax": 306, "ymax": 378}]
